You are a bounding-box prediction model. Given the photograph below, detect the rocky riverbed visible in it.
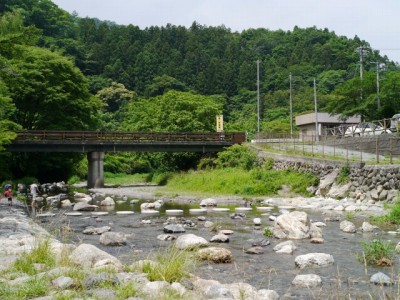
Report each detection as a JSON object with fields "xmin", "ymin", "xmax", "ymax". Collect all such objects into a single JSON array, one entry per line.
[{"xmin": 1, "ymin": 187, "xmax": 400, "ymax": 299}]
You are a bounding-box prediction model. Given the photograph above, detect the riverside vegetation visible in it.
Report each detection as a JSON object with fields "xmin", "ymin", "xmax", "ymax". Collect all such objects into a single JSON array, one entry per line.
[
  {"xmin": 85, "ymin": 145, "xmax": 320, "ymax": 198},
  {"xmin": 0, "ymin": 237, "xmax": 196, "ymax": 300}
]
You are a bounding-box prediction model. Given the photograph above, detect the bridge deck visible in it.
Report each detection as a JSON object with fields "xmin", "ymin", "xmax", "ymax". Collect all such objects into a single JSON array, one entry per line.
[{"xmin": 8, "ymin": 131, "xmax": 246, "ymax": 153}]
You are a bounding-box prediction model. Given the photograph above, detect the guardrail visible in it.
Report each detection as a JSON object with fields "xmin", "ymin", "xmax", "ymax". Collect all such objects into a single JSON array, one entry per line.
[{"xmin": 252, "ymin": 132, "xmax": 400, "ymax": 164}]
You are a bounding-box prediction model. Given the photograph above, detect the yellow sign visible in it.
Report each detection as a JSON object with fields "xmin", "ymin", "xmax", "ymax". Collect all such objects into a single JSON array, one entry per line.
[{"xmin": 216, "ymin": 115, "xmax": 223, "ymax": 132}]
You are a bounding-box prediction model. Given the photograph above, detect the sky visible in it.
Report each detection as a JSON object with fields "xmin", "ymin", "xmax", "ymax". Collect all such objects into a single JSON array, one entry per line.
[{"xmin": 52, "ymin": 0, "xmax": 400, "ymax": 63}]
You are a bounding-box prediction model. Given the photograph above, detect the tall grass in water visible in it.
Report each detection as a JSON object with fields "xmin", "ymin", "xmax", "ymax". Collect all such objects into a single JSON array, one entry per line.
[
  {"xmin": 371, "ymin": 199, "xmax": 400, "ymax": 226},
  {"xmin": 358, "ymin": 239, "xmax": 394, "ymax": 266}
]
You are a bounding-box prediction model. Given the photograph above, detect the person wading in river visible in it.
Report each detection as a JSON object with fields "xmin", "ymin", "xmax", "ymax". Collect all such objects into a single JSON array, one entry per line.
[{"xmin": 30, "ymin": 181, "xmax": 40, "ymax": 216}]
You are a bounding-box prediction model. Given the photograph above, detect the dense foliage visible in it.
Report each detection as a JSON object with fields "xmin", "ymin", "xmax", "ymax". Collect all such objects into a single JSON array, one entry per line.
[{"xmin": 0, "ymin": 0, "xmax": 399, "ymax": 181}]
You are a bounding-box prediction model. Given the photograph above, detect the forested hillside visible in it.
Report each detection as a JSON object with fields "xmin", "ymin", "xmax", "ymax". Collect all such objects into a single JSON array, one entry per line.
[{"xmin": 1, "ymin": 0, "xmax": 399, "ymax": 181}]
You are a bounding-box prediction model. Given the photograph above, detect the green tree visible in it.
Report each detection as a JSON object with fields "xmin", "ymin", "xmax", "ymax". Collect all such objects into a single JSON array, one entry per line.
[
  {"xmin": 144, "ymin": 75, "xmax": 187, "ymax": 98},
  {"xmin": 316, "ymin": 70, "xmax": 347, "ymax": 94},
  {"xmin": 1, "ymin": 0, "xmax": 75, "ymax": 38},
  {"xmin": 379, "ymin": 71, "xmax": 400, "ymax": 118},
  {"xmin": 123, "ymin": 90, "xmax": 221, "ymax": 132},
  {"xmin": 327, "ymin": 71, "xmax": 376, "ymax": 121},
  {"xmin": 0, "ymin": 81, "xmax": 20, "ymax": 149},
  {"xmin": 96, "ymin": 82, "xmax": 135, "ymax": 113},
  {"xmin": 121, "ymin": 90, "xmax": 222, "ymax": 171},
  {"xmin": 4, "ymin": 46, "xmax": 100, "ymax": 130}
]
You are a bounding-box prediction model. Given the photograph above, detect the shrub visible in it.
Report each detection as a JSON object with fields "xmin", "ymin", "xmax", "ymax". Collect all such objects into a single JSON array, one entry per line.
[
  {"xmin": 153, "ymin": 172, "xmax": 173, "ymax": 186},
  {"xmin": 336, "ymin": 164, "xmax": 351, "ymax": 184},
  {"xmin": 67, "ymin": 175, "xmax": 81, "ymax": 185},
  {"xmin": 70, "ymin": 157, "xmax": 87, "ymax": 179},
  {"xmin": 262, "ymin": 157, "xmax": 275, "ymax": 170},
  {"xmin": 197, "ymin": 157, "xmax": 216, "ymax": 170},
  {"xmin": 215, "ymin": 144, "xmax": 259, "ymax": 170}
]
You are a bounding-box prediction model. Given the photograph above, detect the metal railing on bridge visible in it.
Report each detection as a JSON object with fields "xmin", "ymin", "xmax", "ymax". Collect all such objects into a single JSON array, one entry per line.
[{"xmin": 15, "ymin": 130, "xmax": 247, "ymax": 144}]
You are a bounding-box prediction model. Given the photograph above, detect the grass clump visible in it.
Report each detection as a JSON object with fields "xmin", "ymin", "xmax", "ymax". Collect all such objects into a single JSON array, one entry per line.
[
  {"xmin": 336, "ymin": 164, "xmax": 351, "ymax": 184},
  {"xmin": 12, "ymin": 239, "xmax": 55, "ymax": 275},
  {"xmin": 0, "ymin": 277, "xmax": 49, "ymax": 300},
  {"xmin": 264, "ymin": 227, "xmax": 273, "ymax": 237},
  {"xmin": 115, "ymin": 282, "xmax": 140, "ymax": 299},
  {"xmin": 358, "ymin": 239, "xmax": 394, "ymax": 266},
  {"xmin": 138, "ymin": 246, "xmax": 195, "ymax": 283},
  {"xmin": 372, "ymin": 199, "xmax": 400, "ymax": 225}
]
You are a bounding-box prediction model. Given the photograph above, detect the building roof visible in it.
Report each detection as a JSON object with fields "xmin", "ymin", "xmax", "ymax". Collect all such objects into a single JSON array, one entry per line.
[{"xmin": 295, "ymin": 112, "xmax": 360, "ymax": 126}]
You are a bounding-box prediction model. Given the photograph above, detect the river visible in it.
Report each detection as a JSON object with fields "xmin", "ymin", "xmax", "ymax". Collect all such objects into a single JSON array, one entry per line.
[{"xmin": 37, "ymin": 186, "xmax": 400, "ymax": 299}]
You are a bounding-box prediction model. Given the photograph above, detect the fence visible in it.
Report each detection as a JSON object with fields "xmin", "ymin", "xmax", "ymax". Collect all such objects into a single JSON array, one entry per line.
[{"xmin": 253, "ymin": 131, "xmax": 400, "ymax": 165}]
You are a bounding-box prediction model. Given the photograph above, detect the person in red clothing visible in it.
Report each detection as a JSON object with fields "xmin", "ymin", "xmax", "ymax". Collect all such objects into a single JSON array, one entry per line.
[{"xmin": 4, "ymin": 186, "xmax": 12, "ymax": 206}]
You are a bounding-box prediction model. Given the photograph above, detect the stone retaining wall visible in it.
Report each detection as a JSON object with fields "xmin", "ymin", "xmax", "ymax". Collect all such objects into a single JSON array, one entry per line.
[{"xmin": 257, "ymin": 151, "xmax": 399, "ymax": 202}]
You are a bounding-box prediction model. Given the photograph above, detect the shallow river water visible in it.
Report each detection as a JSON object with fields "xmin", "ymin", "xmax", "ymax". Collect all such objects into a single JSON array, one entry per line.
[{"xmin": 40, "ymin": 194, "xmax": 400, "ymax": 299}]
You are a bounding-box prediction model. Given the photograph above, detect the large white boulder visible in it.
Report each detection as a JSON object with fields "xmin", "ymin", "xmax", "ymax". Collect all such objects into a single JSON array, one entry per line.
[
  {"xmin": 175, "ymin": 234, "xmax": 209, "ymax": 250},
  {"xmin": 100, "ymin": 197, "xmax": 115, "ymax": 206},
  {"xmin": 316, "ymin": 170, "xmax": 339, "ymax": 196},
  {"xmin": 73, "ymin": 202, "xmax": 98, "ymax": 211},
  {"xmin": 69, "ymin": 243, "xmax": 123, "ymax": 270},
  {"xmin": 273, "ymin": 240, "xmax": 297, "ymax": 254},
  {"xmin": 273, "ymin": 211, "xmax": 321, "ymax": 239},
  {"xmin": 200, "ymin": 198, "xmax": 217, "ymax": 207},
  {"xmin": 73, "ymin": 193, "xmax": 92, "ymax": 203},
  {"xmin": 99, "ymin": 232, "xmax": 127, "ymax": 246},
  {"xmin": 292, "ymin": 274, "xmax": 322, "ymax": 287},
  {"xmin": 197, "ymin": 247, "xmax": 232, "ymax": 263},
  {"xmin": 340, "ymin": 220, "xmax": 357, "ymax": 233},
  {"xmin": 294, "ymin": 253, "xmax": 334, "ymax": 269}
]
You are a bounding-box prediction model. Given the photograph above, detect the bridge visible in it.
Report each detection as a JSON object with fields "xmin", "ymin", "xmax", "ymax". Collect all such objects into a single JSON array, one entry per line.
[{"xmin": 8, "ymin": 130, "xmax": 246, "ymax": 188}]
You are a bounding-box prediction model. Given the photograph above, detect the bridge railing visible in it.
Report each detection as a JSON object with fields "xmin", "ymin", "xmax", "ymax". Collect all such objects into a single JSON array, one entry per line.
[{"xmin": 15, "ymin": 131, "xmax": 247, "ymax": 144}]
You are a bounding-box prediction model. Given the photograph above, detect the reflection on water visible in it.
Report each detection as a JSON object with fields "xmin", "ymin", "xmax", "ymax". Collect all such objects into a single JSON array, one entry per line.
[{"xmin": 52, "ymin": 195, "xmax": 400, "ymax": 298}]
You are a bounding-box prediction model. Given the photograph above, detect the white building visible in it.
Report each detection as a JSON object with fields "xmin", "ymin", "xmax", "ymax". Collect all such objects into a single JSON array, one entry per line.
[{"xmin": 295, "ymin": 112, "xmax": 360, "ymax": 140}]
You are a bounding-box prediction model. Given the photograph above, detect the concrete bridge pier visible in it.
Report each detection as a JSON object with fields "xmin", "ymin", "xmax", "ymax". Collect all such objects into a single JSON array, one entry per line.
[{"xmin": 87, "ymin": 152, "xmax": 105, "ymax": 188}]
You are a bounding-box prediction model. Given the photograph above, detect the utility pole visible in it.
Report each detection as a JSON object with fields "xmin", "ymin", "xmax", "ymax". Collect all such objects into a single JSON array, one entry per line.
[
  {"xmin": 371, "ymin": 61, "xmax": 384, "ymax": 110},
  {"xmin": 357, "ymin": 46, "xmax": 365, "ymax": 80},
  {"xmin": 357, "ymin": 46, "xmax": 368, "ymax": 119},
  {"xmin": 314, "ymin": 78, "xmax": 319, "ymax": 142},
  {"xmin": 289, "ymin": 73, "xmax": 293, "ymax": 139},
  {"xmin": 257, "ymin": 59, "xmax": 260, "ymax": 133}
]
